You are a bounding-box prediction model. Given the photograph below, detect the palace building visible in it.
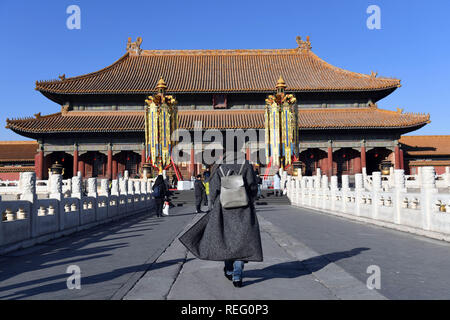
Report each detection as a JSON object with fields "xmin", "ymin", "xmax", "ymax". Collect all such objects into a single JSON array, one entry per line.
[{"xmin": 5, "ymin": 36, "xmax": 431, "ymax": 180}]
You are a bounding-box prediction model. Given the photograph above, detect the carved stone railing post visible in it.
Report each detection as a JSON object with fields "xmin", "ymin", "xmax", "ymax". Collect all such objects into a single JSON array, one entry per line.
[
  {"xmin": 330, "ymin": 176, "xmax": 338, "ymax": 211},
  {"xmin": 372, "ymin": 172, "xmax": 382, "ymax": 192},
  {"xmin": 111, "ymin": 179, "xmax": 119, "ymax": 196},
  {"xmin": 372, "ymin": 172, "xmax": 382, "ymax": 219},
  {"xmin": 355, "ymin": 173, "xmax": 364, "ymax": 216},
  {"xmin": 393, "ymin": 169, "xmax": 406, "ymax": 224},
  {"xmin": 355, "ymin": 173, "xmax": 364, "ymax": 191},
  {"xmin": 294, "ymin": 177, "xmax": 302, "ymax": 205},
  {"xmin": 321, "ymin": 175, "xmax": 328, "ymax": 209},
  {"xmin": 341, "ymin": 175, "xmax": 349, "ymax": 191},
  {"xmin": 314, "ymin": 173, "xmax": 321, "ymax": 191},
  {"xmin": 141, "ymin": 179, "xmax": 147, "ymax": 194},
  {"xmin": 421, "ymin": 166, "xmax": 437, "ymax": 230},
  {"xmin": 134, "ymin": 180, "xmax": 141, "ymax": 195},
  {"xmin": 147, "ymin": 180, "xmax": 152, "ymax": 194},
  {"xmin": 385, "ymin": 166, "xmax": 394, "ymax": 190},
  {"xmin": 128, "ymin": 179, "xmax": 135, "ymax": 195},
  {"xmin": 341, "ymin": 175, "xmax": 349, "ymax": 212},
  {"xmin": 300, "ymin": 176, "xmax": 307, "ymax": 206},
  {"xmin": 417, "ymin": 167, "xmax": 423, "ymax": 188},
  {"xmin": 306, "ymin": 177, "xmax": 313, "ymax": 206},
  {"xmin": 20, "ymin": 171, "xmax": 36, "ymax": 203},
  {"xmin": 49, "ymin": 173, "xmax": 62, "ymax": 200},
  {"xmin": 119, "ymin": 178, "xmax": 128, "ymax": 196},
  {"xmin": 71, "ymin": 175, "xmax": 82, "ymax": 199},
  {"xmin": 99, "ymin": 179, "xmax": 109, "ymax": 196},
  {"xmin": 65, "ymin": 178, "xmax": 72, "ymax": 197},
  {"xmin": 321, "ymin": 175, "xmax": 328, "ymax": 190},
  {"xmin": 87, "ymin": 178, "xmax": 98, "ymax": 198}
]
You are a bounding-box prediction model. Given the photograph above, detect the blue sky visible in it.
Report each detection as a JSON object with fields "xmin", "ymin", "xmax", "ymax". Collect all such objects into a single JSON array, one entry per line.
[{"xmin": 0, "ymin": 0, "xmax": 449, "ymax": 140}]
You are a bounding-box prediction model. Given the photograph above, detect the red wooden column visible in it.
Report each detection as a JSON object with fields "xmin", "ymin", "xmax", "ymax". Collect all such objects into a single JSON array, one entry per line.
[
  {"xmin": 141, "ymin": 148, "xmax": 146, "ymax": 170},
  {"xmin": 361, "ymin": 145, "xmax": 367, "ymax": 169},
  {"xmin": 78, "ymin": 157, "xmax": 85, "ymax": 178},
  {"xmin": 35, "ymin": 150, "xmax": 44, "ymax": 180},
  {"xmin": 106, "ymin": 149, "xmax": 113, "ymax": 179},
  {"xmin": 73, "ymin": 149, "xmax": 79, "ymax": 177},
  {"xmin": 189, "ymin": 147, "xmax": 195, "ymax": 178},
  {"xmin": 394, "ymin": 145, "xmax": 401, "ymax": 169},
  {"xmin": 354, "ymin": 153, "xmax": 362, "ymax": 174},
  {"xmin": 400, "ymin": 149, "xmax": 405, "ymax": 170},
  {"xmin": 112, "ymin": 157, "xmax": 118, "ymax": 180},
  {"xmin": 327, "ymin": 146, "xmax": 333, "ymax": 177}
]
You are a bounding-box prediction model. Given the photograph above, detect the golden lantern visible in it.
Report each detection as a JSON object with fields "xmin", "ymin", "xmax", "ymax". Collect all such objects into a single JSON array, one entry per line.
[
  {"xmin": 264, "ymin": 76, "xmax": 299, "ymax": 168},
  {"xmin": 144, "ymin": 77, "xmax": 178, "ymax": 172}
]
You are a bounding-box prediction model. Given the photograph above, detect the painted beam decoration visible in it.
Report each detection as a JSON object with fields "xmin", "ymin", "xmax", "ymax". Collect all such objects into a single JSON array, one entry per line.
[
  {"xmin": 264, "ymin": 76, "xmax": 299, "ymax": 167},
  {"xmin": 144, "ymin": 77, "xmax": 178, "ymax": 171}
]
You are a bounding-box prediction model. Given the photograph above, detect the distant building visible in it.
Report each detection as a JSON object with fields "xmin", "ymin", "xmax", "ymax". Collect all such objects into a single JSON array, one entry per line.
[
  {"xmin": 5, "ymin": 37, "xmax": 431, "ymax": 180},
  {"xmin": 400, "ymin": 136, "xmax": 450, "ymax": 175},
  {"xmin": 0, "ymin": 141, "xmax": 37, "ymax": 180}
]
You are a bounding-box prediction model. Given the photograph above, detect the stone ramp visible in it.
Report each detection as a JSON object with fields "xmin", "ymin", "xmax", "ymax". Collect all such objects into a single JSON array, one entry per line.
[
  {"xmin": 124, "ymin": 211, "xmax": 385, "ymax": 300},
  {"xmin": 0, "ymin": 206, "xmax": 196, "ymax": 300}
]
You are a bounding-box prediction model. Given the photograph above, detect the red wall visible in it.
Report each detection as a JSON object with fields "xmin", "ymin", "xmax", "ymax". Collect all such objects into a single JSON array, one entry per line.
[{"xmin": 0, "ymin": 172, "xmax": 21, "ymax": 180}]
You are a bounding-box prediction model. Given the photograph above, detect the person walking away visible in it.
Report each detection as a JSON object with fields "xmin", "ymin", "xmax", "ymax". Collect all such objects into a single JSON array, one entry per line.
[
  {"xmin": 203, "ymin": 172, "xmax": 211, "ymax": 211},
  {"xmin": 194, "ymin": 174, "xmax": 206, "ymax": 213},
  {"xmin": 255, "ymin": 171, "xmax": 263, "ymax": 200},
  {"xmin": 152, "ymin": 175, "xmax": 167, "ymax": 217},
  {"xmin": 273, "ymin": 172, "xmax": 281, "ymax": 197},
  {"xmin": 171, "ymin": 174, "xmax": 178, "ymax": 189},
  {"xmin": 179, "ymin": 152, "xmax": 263, "ymax": 288},
  {"xmin": 203, "ymin": 167, "xmax": 211, "ymax": 180}
]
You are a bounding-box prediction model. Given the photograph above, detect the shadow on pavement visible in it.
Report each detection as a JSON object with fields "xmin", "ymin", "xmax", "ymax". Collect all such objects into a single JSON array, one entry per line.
[
  {"xmin": 165, "ymin": 212, "xmax": 198, "ymax": 217},
  {"xmin": 0, "ymin": 212, "xmax": 160, "ymax": 298},
  {"xmin": 0, "ymin": 258, "xmax": 194, "ymax": 299},
  {"xmin": 243, "ymin": 247, "xmax": 370, "ymax": 287}
]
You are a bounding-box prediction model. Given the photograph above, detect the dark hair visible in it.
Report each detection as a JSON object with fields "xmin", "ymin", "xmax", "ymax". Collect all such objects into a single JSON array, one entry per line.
[
  {"xmin": 154, "ymin": 175, "xmax": 164, "ymax": 186},
  {"xmin": 196, "ymin": 174, "xmax": 202, "ymax": 179}
]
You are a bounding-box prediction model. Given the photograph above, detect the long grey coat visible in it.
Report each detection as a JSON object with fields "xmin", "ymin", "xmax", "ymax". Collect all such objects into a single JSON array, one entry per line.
[{"xmin": 179, "ymin": 160, "xmax": 263, "ymax": 262}]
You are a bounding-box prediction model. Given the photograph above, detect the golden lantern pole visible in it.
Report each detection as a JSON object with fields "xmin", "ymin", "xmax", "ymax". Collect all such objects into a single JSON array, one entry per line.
[
  {"xmin": 144, "ymin": 77, "xmax": 178, "ymax": 177},
  {"xmin": 264, "ymin": 76, "xmax": 298, "ymax": 172}
]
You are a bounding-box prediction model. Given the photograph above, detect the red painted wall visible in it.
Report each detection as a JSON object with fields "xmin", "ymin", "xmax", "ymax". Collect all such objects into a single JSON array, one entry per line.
[{"xmin": 0, "ymin": 172, "xmax": 21, "ymax": 180}]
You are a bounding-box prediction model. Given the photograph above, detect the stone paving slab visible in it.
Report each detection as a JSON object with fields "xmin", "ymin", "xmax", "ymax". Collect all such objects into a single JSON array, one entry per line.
[
  {"xmin": 125, "ymin": 212, "xmax": 386, "ymax": 300},
  {"xmin": 124, "ymin": 213, "xmax": 202, "ymax": 300},
  {"xmin": 0, "ymin": 206, "xmax": 196, "ymax": 300}
]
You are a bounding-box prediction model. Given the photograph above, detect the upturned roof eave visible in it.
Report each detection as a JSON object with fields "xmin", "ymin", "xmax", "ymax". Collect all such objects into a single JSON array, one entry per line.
[
  {"xmin": 6, "ymin": 121, "xmax": 429, "ymax": 135},
  {"xmin": 36, "ymin": 86, "xmax": 400, "ymax": 95}
]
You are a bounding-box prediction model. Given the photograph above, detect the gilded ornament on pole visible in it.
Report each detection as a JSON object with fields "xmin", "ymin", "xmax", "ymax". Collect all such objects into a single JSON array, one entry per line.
[
  {"xmin": 264, "ymin": 77, "xmax": 299, "ymax": 168},
  {"xmin": 144, "ymin": 77, "xmax": 178, "ymax": 173}
]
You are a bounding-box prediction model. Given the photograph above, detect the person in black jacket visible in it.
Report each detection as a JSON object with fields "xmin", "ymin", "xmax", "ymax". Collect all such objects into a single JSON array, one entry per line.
[
  {"xmin": 194, "ymin": 174, "xmax": 206, "ymax": 213},
  {"xmin": 179, "ymin": 151, "xmax": 263, "ymax": 288},
  {"xmin": 152, "ymin": 174, "xmax": 167, "ymax": 217}
]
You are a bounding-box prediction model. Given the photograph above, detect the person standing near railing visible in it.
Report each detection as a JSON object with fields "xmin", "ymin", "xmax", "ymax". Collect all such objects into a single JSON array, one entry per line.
[
  {"xmin": 152, "ymin": 175, "xmax": 167, "ymax": 217},
  {"xmin": 273, "ymin": 172, "xmax": 281, "ymax": 196}
]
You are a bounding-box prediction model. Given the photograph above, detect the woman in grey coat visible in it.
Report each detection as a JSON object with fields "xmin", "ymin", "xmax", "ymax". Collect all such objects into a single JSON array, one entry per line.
[{"xmin": 179, "ymin": 153, "xmax": 263, "ymax": 287}]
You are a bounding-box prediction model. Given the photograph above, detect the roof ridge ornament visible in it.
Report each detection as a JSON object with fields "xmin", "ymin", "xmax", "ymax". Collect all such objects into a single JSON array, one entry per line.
[
  {"xmin": 61, "ymin": 104, "xmax": 70, "ymax": 115},
  {"xmin": 296, "ymin": 35, "xmax": 312, "ymax": 51},
  {"xmin": 368, "ymin": 101, "xmax": 378, "ymax": 109},
  {"xmin": 276, "ymin": 75, "xmax": 287, "ymax": 94},
  {"xmin": 156, "ymin": 76, "xmax": 167, "ymax": 94},
  {"xmin": 127, "ymin": 37, "xmax": 143, "ymax": 55}
]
